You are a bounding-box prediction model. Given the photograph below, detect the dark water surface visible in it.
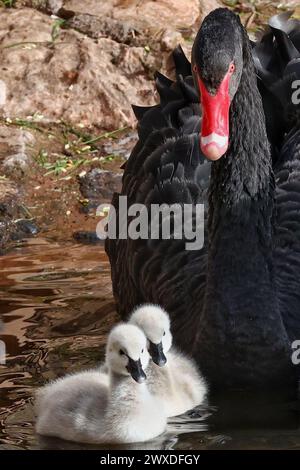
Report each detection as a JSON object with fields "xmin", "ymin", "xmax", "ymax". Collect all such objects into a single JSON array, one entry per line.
[{"xmin": 1, "ymin": 238, "xmax": 300, "ymax": 450}]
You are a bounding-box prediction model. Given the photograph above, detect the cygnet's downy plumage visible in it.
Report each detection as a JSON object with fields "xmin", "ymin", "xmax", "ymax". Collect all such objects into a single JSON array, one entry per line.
[
  {"xmin": 130, "ymin": 304, "xmax": 207, "ymax": 417},
  {"xmin": 35, "ymin": 323, "xmax": 167, "ymax": 443}
]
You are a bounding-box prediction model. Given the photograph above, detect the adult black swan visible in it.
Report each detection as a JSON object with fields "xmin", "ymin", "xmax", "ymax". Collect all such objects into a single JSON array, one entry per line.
[{"xmin": 105, "ymin": 8, "xmax": 300, "ymax": 390}]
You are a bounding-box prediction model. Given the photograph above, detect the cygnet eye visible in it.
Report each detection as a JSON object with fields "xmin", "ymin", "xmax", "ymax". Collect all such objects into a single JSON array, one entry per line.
[{"xmin": 119, "ymin": 349, "xmax": 125, "ymax": 356}]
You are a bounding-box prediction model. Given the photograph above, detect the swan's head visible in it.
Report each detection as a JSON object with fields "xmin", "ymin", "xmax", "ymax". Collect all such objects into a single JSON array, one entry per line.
[
  {"xmin": 106, "ymin": 323, "xmax": 149, "ymax": 383},
  {"xmin": 192, "ymin": 8, "xmax": 244, "ymax": 160},
  {"xmin": 130, "ymin": 304, "xmax": 172, "ymax": 367}
]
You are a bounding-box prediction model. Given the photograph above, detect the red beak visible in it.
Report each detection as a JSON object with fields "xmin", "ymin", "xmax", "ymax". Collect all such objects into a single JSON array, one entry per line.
[{"xmin": 198, "ymin": 71, "xmax": 231, "ymax": 161}]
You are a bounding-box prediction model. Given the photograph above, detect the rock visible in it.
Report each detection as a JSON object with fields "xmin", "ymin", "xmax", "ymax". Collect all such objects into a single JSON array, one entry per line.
[
  {"xmin": 0, "ymin": 186, "xmax": 39, "ymax": 250},
  {"xmin": 199, "ymin": 0, "xmax": 221, "ymax": 24},
  {"xmin": 0, "ymin": 125, "xmax": 34, "ymax": 177},
  {"xmin": 102, "ymin": 130, "xmax": 138, "ymax": 159},
  {"xmin": 0, "ymin": 179, "xmax": 19, "ymax": 251},
  {"xmin": 0, "ymin": 8, "xmax": 158, "ymax": 130},
  {"xmin": 0, "ymin": 81, "xmax": 6, "ymax": 107},
  {"xmin": 64, "ymin": 0, "xmax": 203, "ymax": 31},
  {"xmin": 0, "ymin": 2, "xmax": 221, "ymax": 130},
  {"xmin": 62, "ymin": 0, "xmax": 117, "ymax": 18},
  {"xmin": 0, "ymin": 169, "xmax": 38, "ymax": 251},
  {"xmin": 66, "ymin": 14, "xmax": 139, "ymax": 45},
  {"xmin": 73, "ymin": 230, "xmax": 103, "ymax": 244},
  {"xmin": 3, "ymin": 153, "xmax": 30, "ymax": 175},
  {"xmin": 13, "ymin": 219, "xmax": 39, "ymax": 239},
  {"xmin": 16, "ymin": 0, "xmax": 63, "ymax": 14},
  {"xmin": 160, "ymin": 30, "xmax": 184, "ymax": 52},
  {"xmin": 48, "ymin": 0, "xmax": 63, "ymax": 12},
  {"xmin": 78, "ymin": 168, "xmax": 122, "ymax": 207}
]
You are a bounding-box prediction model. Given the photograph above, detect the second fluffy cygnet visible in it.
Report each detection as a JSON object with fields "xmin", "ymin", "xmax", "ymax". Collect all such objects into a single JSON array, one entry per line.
[{"xmin": 130, "ymin": 304, "xmax": 207, "ymax": 417}]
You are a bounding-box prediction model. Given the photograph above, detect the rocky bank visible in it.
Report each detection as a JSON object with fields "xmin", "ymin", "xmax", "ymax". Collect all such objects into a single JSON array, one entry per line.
[{"xmin": 0, "ymin": 0, "xmax": 298, "ymax": 250}]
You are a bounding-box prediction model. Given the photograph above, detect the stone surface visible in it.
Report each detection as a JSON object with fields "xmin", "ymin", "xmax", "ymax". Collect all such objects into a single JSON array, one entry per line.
[
  {"xmin": 0, "ymin": 8, "xmax": 159, "ymax": 130},
  {"xmin": 0, "ymin": 125, "xmax": 34, "ymax": 176},
  {"xmin": 0, "ymin": 125, "xmax": 38, "ymax": 248},
  {"xmin": 64, "ymin": 0, "xmax": 205, "ymax": 31},
  {"xmin": 78, "ymin": 168, "xmax": 122, "ymax": 207},
  {"xmin": 0, "ymin": 81, "xmax": 6, "ymax": 107},
  {"xmin": 65, "ymin": 14, "xmax": 138, "ymax": 45},
  {"xmin": 16, "ymin": 0, "xmax": 63, "ymax": 14},
  {"xmin": 0, "ymin": 1, "xmax": 220, "ymax": 130},
  {"xmin": 0, "ymin": 178, "xmax": 39, "ymax": 250},
  {"xmin": 199, "ymin": 0, "xmax": 222, "ymax": 22},
  {"xmin": 0, "ymin": 179, "xmax": 19, "ymax": 250}
]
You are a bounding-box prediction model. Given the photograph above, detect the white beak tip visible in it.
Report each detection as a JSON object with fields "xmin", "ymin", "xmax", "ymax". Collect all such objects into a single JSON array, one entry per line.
[{"xmin": 200, "ymin": 133, "xmax": 228, "ymax": 160}]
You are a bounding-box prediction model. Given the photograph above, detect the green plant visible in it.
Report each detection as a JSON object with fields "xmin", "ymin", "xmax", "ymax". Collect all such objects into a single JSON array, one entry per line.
[
  {"xmin": 36, "ymin": 149, "xmax": 48, "ymax": 165},
  {"xmin": 42, "ymin": 156, "xmax": 70, "ymax": 175},
  {"xmin": 51, "ymin": 18, "xmax": 66, "ymax": 42},
  {"xmin": 83, "ymin": 126, "xmax": 129, "ymax": 145},
  {"xmin": 3, "ymin": 18, "xmax": 67, "ymax": 50},
  {"xmin": 101, "ymin": 154, "xmax": 119, "ymax": 163},
  {"xmin": 38, "ymin": 155, "xmax": 90, "ymax": 176},
  {"xmin": 0, "ymin": 0, "xmax": 15, "ymax": 8},
  {"xmin": 4, "ymin": 116, "xmax": 45, "ymax": 132}
]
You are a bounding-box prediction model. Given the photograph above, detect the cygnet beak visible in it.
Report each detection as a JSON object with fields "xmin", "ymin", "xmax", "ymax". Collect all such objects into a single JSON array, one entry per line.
[
  {"xmin": 126, "ymin": 357, "xmax": 147, "ymax": 383},
  {"xmin": 148, "ymin": 341, "xmax": 167, "ymax": 367}
]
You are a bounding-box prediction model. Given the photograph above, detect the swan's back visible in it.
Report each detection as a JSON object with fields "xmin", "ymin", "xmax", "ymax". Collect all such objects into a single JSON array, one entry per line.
[
  {"xmin": 252, "ymin": 12, "xmax": 300, "ymax": 161},
  {"xmin": 253, "ymin": 13, "xmax": 300, "ymax": 340},
  {"xmin": 274, "ymin": 126, "xmax": 300, "ymax": 341}
]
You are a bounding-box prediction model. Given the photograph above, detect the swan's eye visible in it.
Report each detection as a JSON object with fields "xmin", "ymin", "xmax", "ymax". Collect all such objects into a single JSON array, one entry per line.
[
  {"xmin": 119, "ymin": 349, "xmax": 125, "ymax": 356},
  {"xmin": 141, "ymin": 349, "xmax": 144, "ymax": 354},
  {"xmin": 193, "ymin": 65, "xmax": 197, "ymax": 73},
  {"xmin": 163, "ymin": 331, "xmax": 166, "ymax": 336},
  {"xmin": 229, "ymin": 63, "xmax": 235, "ymax": 74}
]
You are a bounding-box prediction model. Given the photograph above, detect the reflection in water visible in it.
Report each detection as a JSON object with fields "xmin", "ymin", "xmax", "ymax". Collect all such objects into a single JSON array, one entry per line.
[{"xmin": 0, "ymin": 238, "xmax": 300, "ymax": 449}]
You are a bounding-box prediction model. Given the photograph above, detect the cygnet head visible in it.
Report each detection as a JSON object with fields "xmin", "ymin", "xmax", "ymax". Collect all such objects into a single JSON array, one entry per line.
[
  {"xmin": 106, "ymin": 323, "xmax": 149, "ymax": 383},
  {"xmin": 130, "ymin": 304, "xmax": 172, "ymax": 367}
]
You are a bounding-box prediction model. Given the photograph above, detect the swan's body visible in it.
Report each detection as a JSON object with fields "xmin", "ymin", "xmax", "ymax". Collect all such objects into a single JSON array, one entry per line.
[
  {"xmin": 36, "ymin": 324, "xmax": 166, "ymax": 443},
  {"xmin": 36, "ymin": 370, "xmax": 109, "ymax": 443},
  {"xmin": 130, "ymin": 305, "xmax": 207, "ymax": 417},
  {"xmin": 252, "ymin": 13, "xmax": 300, "ymax": 343},
  {"xmin": 106, "ymin": 8, "xmax": 300, "ymax": 390}
]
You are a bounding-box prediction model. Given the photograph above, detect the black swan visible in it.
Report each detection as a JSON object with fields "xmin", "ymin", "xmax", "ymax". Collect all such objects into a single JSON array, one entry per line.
[{"xmin": 106, "ymin": 8, "xmax": 300, "ymax": 390}]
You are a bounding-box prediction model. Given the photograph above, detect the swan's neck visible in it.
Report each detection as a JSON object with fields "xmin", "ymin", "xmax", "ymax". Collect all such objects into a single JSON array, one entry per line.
[
  {"xmin": 197, "ymin": 32, "xmax": 294, "ymax": 389},
  {"xmin": 208, "ymin": 39, "xmax": 272, "ymax": 232},
  {"xmin": 207, "ymin": 36, "xmax": 275, "ymax": 308}
]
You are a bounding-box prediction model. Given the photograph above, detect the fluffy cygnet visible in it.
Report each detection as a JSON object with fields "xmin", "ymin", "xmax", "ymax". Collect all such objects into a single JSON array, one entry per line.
[
  {"xmin": 130, "ymin": 304, "xmax": 207, "ymax": 417},
  {"xmin": 35, "ymin": 323, "xmax": 167, "ymax": 443}
]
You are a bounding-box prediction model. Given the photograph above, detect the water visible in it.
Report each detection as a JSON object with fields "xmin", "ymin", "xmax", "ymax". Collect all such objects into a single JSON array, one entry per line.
[{"xmin": 1, "ymin": 238, "xmax": 300, "ymax": 450}]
